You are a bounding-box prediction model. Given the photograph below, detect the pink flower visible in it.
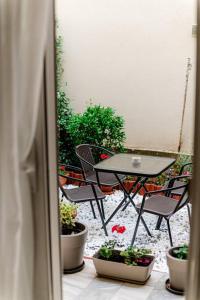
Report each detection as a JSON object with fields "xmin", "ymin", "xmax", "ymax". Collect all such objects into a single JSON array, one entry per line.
[
  {"xmin": 183, "ymin": 171, "xmax": 190, "ymax": 175},
  {"xmin": 100, "ymin": 153, "xmax": 110, "ymax": 160},
  {"xmin": 112, "ymin": 225, "xmax": 126, "ymax": 234}
]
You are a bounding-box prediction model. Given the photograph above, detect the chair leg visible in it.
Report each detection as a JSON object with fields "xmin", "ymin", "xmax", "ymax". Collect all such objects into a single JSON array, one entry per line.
[
  {"xmin": 90, "ymin": 201, "xmax": 96, "ymax": 219},
  {"xmin": 166, "ymin": 219, "xmax": 173, "ymax": 247},
  {"xmin": 140, "ymin": 216, "xmax": 152, "ymax": 237},
  {"xmin": 100, "ymin": 199, "xmax": 105, "ymax": 219},
  {"xmin": 96, "ymin": 199, "xmax": 108, "ymax": 236},
  {"xmin": 131, "ymin": 212, "xmax": 143, "ymax": 246},
  {"xmin": 187, "ymin": 204, "xmax": 191, "ymax": 226},
  {"xmin": 155, "ymin": 216, "xmax": 163, "ymax": 230}
]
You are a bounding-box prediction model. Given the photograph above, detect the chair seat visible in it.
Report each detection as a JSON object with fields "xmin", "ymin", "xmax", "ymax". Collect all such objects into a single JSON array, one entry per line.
[
  {"xmin": 136, "ymin": 195, "xmax": 178, "ymax": 217},
  {"xmin": 86, "ymin": 172, "xmax": 126, "ymax": 187},
  {"xmin": 63, "ymin": 185, "xmax": 105, "ymax": 203}
]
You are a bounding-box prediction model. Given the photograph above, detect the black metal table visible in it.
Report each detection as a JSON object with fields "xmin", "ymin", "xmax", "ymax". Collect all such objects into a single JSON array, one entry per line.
[{"xmin": 94, "ymin": 153, "xmax": 176, "ymax": 239}]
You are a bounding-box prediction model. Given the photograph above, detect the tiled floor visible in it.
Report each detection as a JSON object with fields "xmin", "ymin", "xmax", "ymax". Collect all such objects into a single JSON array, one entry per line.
[{"xmin": 62, "ymin": 259, "xmax": 185, "ymax": 300}]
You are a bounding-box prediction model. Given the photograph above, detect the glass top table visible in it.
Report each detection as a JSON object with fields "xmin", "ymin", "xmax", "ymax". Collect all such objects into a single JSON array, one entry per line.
[
  {"xmin": 94, "ymin": 153, "xmax": 175, "ymax": 177},
  {"xmin": 93, "ymin": 153, "xmax": 176, "ymax": 239}
]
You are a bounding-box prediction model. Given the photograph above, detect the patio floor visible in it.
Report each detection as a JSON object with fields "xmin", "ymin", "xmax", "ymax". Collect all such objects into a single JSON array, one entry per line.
[
  {"xmin": 62, "ymin": 258, "xmax": 185, "ymax": 300},
  {"xmin": 73, "ymin": 188, "xmax": 190, "ymax": 272}
]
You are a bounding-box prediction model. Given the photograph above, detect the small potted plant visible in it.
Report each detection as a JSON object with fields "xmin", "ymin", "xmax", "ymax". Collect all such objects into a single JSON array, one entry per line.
[
  {"xmin": 60, "ymin": 202, "xmax": 88, "ymax": 273},
  {"xmin": 93, "ymin": 225, "xmax": 155, "ymax": 284},
  {"xmin": 166, "ymin": 244, "xmax": 188, "ymax": 294}
]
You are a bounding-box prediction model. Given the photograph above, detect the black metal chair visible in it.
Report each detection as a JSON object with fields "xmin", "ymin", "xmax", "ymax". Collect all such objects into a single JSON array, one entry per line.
[
  {"xmin": 131, "ymin": 175, "xmax": 191, "ymax": 247},
  {"xmin": 75, "ymin": 144, "xmax": 126, "ymax": 218},
  {"xmin": 155, "ymin": 162, "xmax": 192, "ymax": 230},
  {"xmin": 58, "ymin": 164, "xmax": 108, "ymax": 235},
  {"xmin": 76, "ymin": 144, "xmax": 126, "ymax": 186},
  {"xmin": 170, "ymin": 162, "xmax": 192, "ymax": 196}
]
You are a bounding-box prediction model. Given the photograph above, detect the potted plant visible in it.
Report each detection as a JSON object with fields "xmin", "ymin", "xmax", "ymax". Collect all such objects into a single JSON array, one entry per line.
[
  {"xmin": 93, "ymin": 225, "xmax": 155, "ymax": 284},
  {"xmin": 166, "ymin": 244, "xmax": 188, "ymax": 294},
  {"xmin": 68, "ymin": 170, "xmax": 84, "ymax": 186},
  {"xmin": 58, "ymin": 166, "xmax": 68, "ymax": 186},
  {"xmin": 60, "ymin": 202, "xmax": 88, "ymax": 273}
]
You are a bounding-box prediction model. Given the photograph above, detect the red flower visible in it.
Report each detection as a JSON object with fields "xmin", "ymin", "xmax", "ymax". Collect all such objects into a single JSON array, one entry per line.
[
  {"xmin": 100, "ymin": 153, "xmax": 110, "ymax": 160},
  {"xmin": 60, "ymin": 165, "xmax": 65, "ymax": 171},
  {"xmin": 112, "ymin": 225, "xmax": 126, "ymax": 234},
  {"xmin": 112, "ymin": 225, "xmax": 119, "ymax": 233}
]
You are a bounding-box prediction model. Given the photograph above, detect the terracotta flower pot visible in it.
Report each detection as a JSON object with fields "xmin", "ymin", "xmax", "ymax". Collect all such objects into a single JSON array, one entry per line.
[
  {"xmin": 59, "ymin": 175, "xmax": 67, "ymax": 186},
  {"xmin": 166, "ymin": 247, "xmax": 188, "ymax": 292},
  {"xmin": 101, "ymin": 185, "xmax": 113, "ymax": 194},
  {"xmin": 154, "ymin": 185, "xmax": 163, "ymax": 191},
  {"xmin": 123, "ymin": 180, "xmax": 138, "ymax": 193},
  {"xmin": 68, "ymin": 172, "xmax": 84, "ymax": 185},
  {"xmin": 93, "ymin": 250, "xmax": 155, "ymax": 284},
  {"xmin": 139, "ymin": 183, "xmax": 163, "ymax": 195},
  {"xmin": 121, "ymin": 181, "xmax": 163, "ymax": 195}
]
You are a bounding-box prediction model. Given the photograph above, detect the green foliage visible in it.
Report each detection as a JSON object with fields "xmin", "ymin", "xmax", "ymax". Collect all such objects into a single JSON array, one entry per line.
[
  {"xmin": 56, "ymin": 27, "xmax": 75, "ymax": 164},
  {"xmin": 67, "ymin": 105, "xmax": 126, "ymax": 152},
  {"xmin": 99, "ymin": 241, "xmax": 116, "ymax": 260},
  {"xmin": 120, "ymin": 247, "xmax": 151, "ymax": 266},
  {"xmin": 57, "ymin": 91, "xmax": 76, "ymax": 163},
  {"xmin": 56, "ymin": 28, "xmax": 126, "ymax": 164},
  {"xmin": 59, "ymin": 202, "xmax": 77, "ymax": 228},
  {"xmin": 170, "ymin": 154, "xmax": 192, "ymax": 176},
  {"xmin": 99, "ymin": 241, "xmax": 152, "ymax": 266},
  {"xmin": 172, "ymin": 245, "xmax": 188, "ymax": 260},
  {"xmin": 56, "ymin": 30, "xmax": 64, "ymax": 91},
  {"xmin": 59, "ymin": 169, "xmax": 66, "ymax": 176}
]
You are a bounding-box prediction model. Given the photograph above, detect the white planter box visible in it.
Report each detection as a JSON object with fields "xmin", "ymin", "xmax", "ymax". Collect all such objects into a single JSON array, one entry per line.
[{"xmin": 93, "ymin": 250, "xmax": 155, "ymax": 284}]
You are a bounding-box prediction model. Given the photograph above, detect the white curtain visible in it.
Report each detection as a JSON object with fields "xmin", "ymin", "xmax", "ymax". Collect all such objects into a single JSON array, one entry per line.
[{"xmin": 0, "ymin": 1, "xmax": 50, "ymax": 299}]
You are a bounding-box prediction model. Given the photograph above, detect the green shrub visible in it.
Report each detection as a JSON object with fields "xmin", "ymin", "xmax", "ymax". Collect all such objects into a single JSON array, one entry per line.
[
  {"xmin": 67, "ymin": 105, "xmax": 126, "ymax": 152},
  {"xmin": 56, "ymin": 28, "xmax": 75, "ymax": 164},
  {"xmin": 57, "ymin": 90, "xmax": 76, "ymax": 163},
  {"xmin": 56, "ymin": 27, "xmax": 126, "ymax": 164},
  {"xmin": 170, "ymin": 154, "xmax": 192, "ymax": 176}
]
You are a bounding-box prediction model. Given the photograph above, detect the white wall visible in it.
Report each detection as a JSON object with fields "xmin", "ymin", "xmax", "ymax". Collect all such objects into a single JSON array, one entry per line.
[{"xmin": 56, "ymin": 0, "xmax": 196, "ymax": 153}]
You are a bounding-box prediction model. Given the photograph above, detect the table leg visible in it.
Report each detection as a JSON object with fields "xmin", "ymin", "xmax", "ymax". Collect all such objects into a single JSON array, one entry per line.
[
  {"xmin": 103, "ymin": 174, "xmax": 151, "ymax": 237},
  {"xmin": 102, "ymin": 177, "xmax": 141, "ymax": 227},
  {"xmin": 122, "ymin": 177, "xmax": 147, "ymax": 211},
  {"xmin": 131, "ymin": 210, "xmax": 143, "ymax": 246},
  {"xmin": 116, "ymin": 176, "xmax": 151, "ymax": 237}
]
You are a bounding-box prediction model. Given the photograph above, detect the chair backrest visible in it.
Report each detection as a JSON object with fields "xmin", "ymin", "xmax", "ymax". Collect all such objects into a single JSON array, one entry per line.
[
  {"xmin": 179, "ymin": 162, "xmax": 192, "ymax": 176},
  {"xmin": 173, "ymin": 181, "xmax": 190, "ymax": 213},
  {"xmin": 76, "ymin": 144, "xmax": 95, "ymax": 177}
]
